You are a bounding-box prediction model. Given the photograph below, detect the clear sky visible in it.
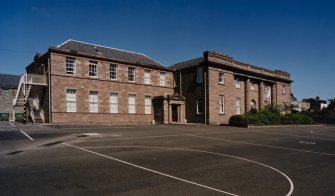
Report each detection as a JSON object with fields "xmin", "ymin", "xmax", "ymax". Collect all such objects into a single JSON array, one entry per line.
[{"xmin": 0, "ymin": 0, "xmax": 334, "ymax": 100}]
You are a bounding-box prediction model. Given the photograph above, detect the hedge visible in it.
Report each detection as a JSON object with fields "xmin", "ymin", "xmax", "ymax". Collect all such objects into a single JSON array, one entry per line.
[{"xmin": 229, "ymin": 112, "xmax": 313, "ymax": 126}]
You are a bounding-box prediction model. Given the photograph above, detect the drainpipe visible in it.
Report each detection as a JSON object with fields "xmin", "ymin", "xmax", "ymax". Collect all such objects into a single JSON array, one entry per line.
[
  {"xmin": 204, "ymin": 68, "xmax": 207, "ymax": 124},
  {"xmin": 48, "ymin": 53, "xmax": 51, "ymax": 124},
  {"xmin": 179, "ymin": 71, "xmax": 182, "ymax": 96}
]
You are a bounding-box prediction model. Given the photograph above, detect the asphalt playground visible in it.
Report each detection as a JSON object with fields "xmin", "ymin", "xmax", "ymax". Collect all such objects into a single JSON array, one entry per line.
[{"xmin": 1, "ymin": 121, "xmax": 335, "ymax": 195}]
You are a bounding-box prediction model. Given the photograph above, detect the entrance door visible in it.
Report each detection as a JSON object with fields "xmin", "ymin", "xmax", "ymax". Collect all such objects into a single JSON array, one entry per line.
[{"xmin": 172, "ymin": 105, "xmax": 178, "ymax": 122}]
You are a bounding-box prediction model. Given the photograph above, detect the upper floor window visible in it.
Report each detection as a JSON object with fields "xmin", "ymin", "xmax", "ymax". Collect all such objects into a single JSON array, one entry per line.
[
  {"xmin": 174, "ymin": 72, "xmax": 180, "ymax": 87},
  {"xmin": 250, "ymin": 80, "xmax": 255, "ymax": 90},
  {"xmin": 128, "ymin": 67, "xmax": 135, "ymax": 82},
  {"xmin": 66, "ymin": 57, "xmax": 76, "ymax": 74},
  {"xmin": 197, "ymin": 66, "xmax": 203, "ymax": 83},
  {"xmin": 235, "ymin": 77, "xmax": 241, "ymax": 88},
  {"xmin": 110, "ymin": 64, "xmax": 118, "ymax": 80},
  {"xmin": 144, "ymin": 69, "xmax": 151, "ymax": 84},
  {"xmin": 219, "ymin": 72, "xmax": 224, "ymax": 84},
  {"xmin": 89, "ymin": 61, "xmax": 98, "ymax": 78},
  {"xmin": 160, "ymin": 72, "xmax": 166, "ymax": 86}
]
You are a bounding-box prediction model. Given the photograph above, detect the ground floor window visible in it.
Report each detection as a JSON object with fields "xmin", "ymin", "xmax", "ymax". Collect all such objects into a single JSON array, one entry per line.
[
  {"xmin": 250, "ymin": 99, "xmax": 257, "ymax": 110},
  {"xmin": 219, "ymin": 96, "xmax": 225, "ymax": 114},
  {"xmin": 128, "ymin": 94, "xmax": 136, "ymax": 114},
  {"xmin": 110, "ymin": 93, "xmax": 118, "ymax": 113},
  {"xmin": 89, "ymin": 91, "xmax": 98, "ymax": 113},
  {"xmin": 236, "ymin": 98, "xmax": 241, "ymax": 114},
  {"xmin": 66, "ymin": 89, "xmax": 76, "ymax": 112},
  {"xmin": 145, "ymin": 96, "xmax": 151, "ymax": 114}
]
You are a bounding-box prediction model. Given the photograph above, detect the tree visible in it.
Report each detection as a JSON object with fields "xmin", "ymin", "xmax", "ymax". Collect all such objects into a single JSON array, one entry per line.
[{"xmin": 280, "ymin": 102, "xmax": 298, "ymax": 115}]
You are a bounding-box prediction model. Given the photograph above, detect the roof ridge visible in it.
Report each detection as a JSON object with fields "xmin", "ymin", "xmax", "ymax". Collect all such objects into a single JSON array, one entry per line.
[{"xmin": 57, "ymin": 39, "xmax": 165, "ymax": 67}]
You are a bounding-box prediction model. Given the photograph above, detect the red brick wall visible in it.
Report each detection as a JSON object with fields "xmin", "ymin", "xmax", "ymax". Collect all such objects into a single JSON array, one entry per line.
[{"xmin": 50, "ymin": 53, "xmax": 174, "ymax": 124}]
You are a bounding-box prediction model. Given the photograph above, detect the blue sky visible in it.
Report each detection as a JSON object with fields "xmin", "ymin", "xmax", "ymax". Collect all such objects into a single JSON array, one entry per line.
[{"xmin": 0, "ymin": 0, "xmax": 334, "ymax": 100}]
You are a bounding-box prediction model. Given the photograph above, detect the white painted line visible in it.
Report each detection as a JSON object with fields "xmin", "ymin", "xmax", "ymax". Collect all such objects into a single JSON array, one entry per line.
[
  {"xmin": 73, "ymin": 130, "xmax": 251, "ymax": 143},
  {"xmin": 188, "ymin": 134, "xmax": 335, "ymax": 157},
  {"xmin": 63, "ymin": 143, "xmax": 238, "ymax": 196},
  {"xmin": 310, "ymin": 131, "xmax": 335, "ymax": 138},
  {"xmin": 82, "ymin": 133, "xmax": 101, "ymax": 136},
  {"xmin": 20, "ymin": 130, "xmax": 34, "ymax": 141},
  {"xmin": 9, "ymin": 122, "xmax": 15, "ymax": 127},
  {"xmin": 81, "ymin": 145, "xmax": 294, "ymax": 196},
  {"xmin": 299, "ymin": 141, "xmax": 316, "ymax": 145},
  {"xmin": 251, "ymin": 130, "xmax": 335, "ymax": 141}
]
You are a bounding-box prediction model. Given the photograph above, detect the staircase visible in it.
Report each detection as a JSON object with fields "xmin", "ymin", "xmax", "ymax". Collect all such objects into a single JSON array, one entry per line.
[{"xmin": 13, "ymin": 74, "xmax": 47, "ymax": 123}]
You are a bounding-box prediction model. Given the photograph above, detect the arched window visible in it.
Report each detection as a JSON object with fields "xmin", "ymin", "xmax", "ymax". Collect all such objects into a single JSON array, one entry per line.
[{"xmin": 250, "ymin": 99, "xmax": 257, "ymax": 109}]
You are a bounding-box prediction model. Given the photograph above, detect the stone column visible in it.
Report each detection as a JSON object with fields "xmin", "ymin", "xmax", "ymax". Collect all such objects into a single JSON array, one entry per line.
[
  {"xmin": 271, "ymin": 83, "xmax": 277, "ymax": 105},
  {"xmin": 245, "ymin": 78, "xmax": 250, "ymax": 113},
  {"xmin": 169, "ymin": 104, "xmax": 172, "ymax": 124},
  {"xmin": 259, "ymin": 81, "xmax": 264, "ymax": 110}
]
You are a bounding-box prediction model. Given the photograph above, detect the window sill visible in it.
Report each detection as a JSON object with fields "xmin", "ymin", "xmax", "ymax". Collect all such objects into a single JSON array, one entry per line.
[{"xmin": 219, "ymin": 113, "xmax": 225, "ymax": 115}]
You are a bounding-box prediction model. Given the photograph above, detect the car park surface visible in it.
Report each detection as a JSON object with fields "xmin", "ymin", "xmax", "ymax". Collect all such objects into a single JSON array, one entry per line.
[{"xmin": 1, "ymin": 121, "xmax": 335, "ymax": 195}]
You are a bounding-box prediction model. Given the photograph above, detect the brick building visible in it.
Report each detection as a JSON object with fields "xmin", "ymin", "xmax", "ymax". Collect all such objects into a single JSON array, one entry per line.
[
  {"xmin": 14, "ymin": 40, "xmax": 185, "ymax": 124},
  {"xmin": 0, "ymin": 73, "xmax": 22, "ymax": 120},
  {"xmin": 14, "ymin": 40, "xmax": 292, "ymax": 125},
  {"xmin": 170, "ymin": 51, "xmax": 292, "ymax": 125}
]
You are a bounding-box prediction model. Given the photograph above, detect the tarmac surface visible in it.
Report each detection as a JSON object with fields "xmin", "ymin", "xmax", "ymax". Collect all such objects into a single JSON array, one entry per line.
[{"xmin": 1, "ymin": 121, "xmax": 335, "ymax": 195}]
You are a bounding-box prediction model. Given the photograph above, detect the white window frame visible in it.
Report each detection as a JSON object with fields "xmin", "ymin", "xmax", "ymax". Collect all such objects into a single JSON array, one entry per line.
[
  {"xmin": 128, "ymin": 67, "xmax": 136, "ymax": 82},
  {"xmin": 110, "ymin": 93, "xmax": 118, "ymax": 113},
  {"xmin": 66, "ymin": 57, "xmax": 76, "ymax": 75},
  {"xmin": 66, "ymin": 89, "xmax": 76, "ymax": 112},
  {"xmin": 110, "ymin": 64, "xmax": 118, "ymax": 80},
  {"xmin": 197, "ymin": 66, "xmax": 203, "ymax": 83},
  {"xmin": 235, "ymin": 77, "xmax": 241, "ymax": 88},
  {"xmin": 160, "ymin": 72, "xmax": 166, "ymax": 86},
  {"xmin": 128, "ymin": 94, "xmax": 136, "ymax": 114},
  {"xmin": 144, "ymin": 96, "xmax": 152, "ymax": 114},
  {"xmin": 144, "ymin": 69, "xmax": 151, "ymax": 84},
  {"xmin": 219, "ymin": 96, "xmax": 225, "ymax": 114},
  {"xmin": 219, "ymin": 72, "xmax": 224, "ymax": 84},
  {"xmin": 89, "ymin": 61, "xmax": 98, "ymax": 78},
  {"xmin": 236, "ymin": 98, "xmax": 241, "ymax": 115},
  {"xmin": 89, "ymin": 91, "xmax": 99, "ymax": 113}
]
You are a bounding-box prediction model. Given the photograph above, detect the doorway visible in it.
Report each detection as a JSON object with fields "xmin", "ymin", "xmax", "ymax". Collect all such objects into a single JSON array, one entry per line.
[{"xmin": 172, "ymin": 104, "xmax": 178, "ymax": 122}]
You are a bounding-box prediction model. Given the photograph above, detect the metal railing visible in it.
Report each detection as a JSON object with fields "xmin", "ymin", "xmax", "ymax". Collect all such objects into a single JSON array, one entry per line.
[{"xmin": 26, "ymin": 74, "xmax": 47, "ymax": 85}]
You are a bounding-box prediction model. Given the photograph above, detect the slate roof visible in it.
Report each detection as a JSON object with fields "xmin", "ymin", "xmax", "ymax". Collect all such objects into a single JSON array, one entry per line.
[
  {"xmin": 0, "ymin": 73, "xmax": 20, "ymax": 89},
  {"xmin": 169, "ymin": 57, "xmax": 204, "ymax": 70},
  {"xmin": 54, "ymin": 39, "xmax": 168, "ymax": 70}
]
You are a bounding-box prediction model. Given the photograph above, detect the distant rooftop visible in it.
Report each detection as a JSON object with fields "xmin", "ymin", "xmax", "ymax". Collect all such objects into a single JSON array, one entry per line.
[
  {"xmin": 0, "ymin": 73, "xmax": 20, "ymax": 89},
  {"xmin": 53, "ymin": 39, "xmax": 167, "ymax": 70}
]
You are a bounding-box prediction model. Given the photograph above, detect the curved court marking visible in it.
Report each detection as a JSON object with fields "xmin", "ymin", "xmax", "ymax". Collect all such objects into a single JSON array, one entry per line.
[
  {"xmin": 310, "ymin": 131, "xmax": 335, "ymax": 138},
  {"xmin": 189, "ymin": 134, "xmax": 335, "ymax": 157},
  {"xmin": 63, "ymin": 143, "xmax": 238, "ymax": 196},
  {"xmin": 81, "ymin": 145, "xmax": 294, "ymax": 196},
  {"xmin": 73, "ymin": 130, "xmax": 251, "ymax": 143},
  {"xmin": 251, "ymin": 130, "xmax": 335, "ymax": 141}
]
